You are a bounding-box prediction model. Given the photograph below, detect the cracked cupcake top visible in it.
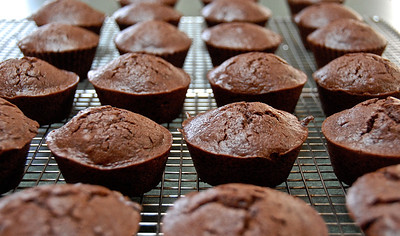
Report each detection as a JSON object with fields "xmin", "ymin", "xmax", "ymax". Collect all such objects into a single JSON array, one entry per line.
[
  {"xmin": 0, "ymin": 57, "xmax": 79, "ymax": 98},
  {"xmin": 347, "ymin": 164, "xmax": 400, "ymax": 235},
  {"xmin": 0, "ymin": 98, "xmax": 39, "ymax": 152},
  {"xmin": 181, "ymin": 102, "xmax": 310, "ymax": 158},
  {"xmin": 162, "ymin": 183, "xmax": 328, "ymax": 236},
  {"xmin": 31, "ymin": 0, "xmax": 105, "ymax": 27},
  {"xmin": 294, "ymin": 3, "xmax": 362, "ymax": 29},
  {"xmin": 313, "ymin": 53, "xmax": 400, "ymax": 95},
  {"xmin": 114, "ymin": 20, "xmax": 191, "ymax": 55},
  {"xmin": 46, "ymin": 106, "xmax": 172, "ymax": 168},
  {"xmin": 18, "ymin": 23, "xmax": 99, "ymax": 53},
  {"xmin": 201, "ymin": 0, "xmax": 271, "ymax": 23},
  {"xmin": 88, "ymin": 53, "xmax": 190, "ymax": 94},
  {"xmin": 201, "ymin": 22, "xmax": 282, "ymax": 50},
  {"xmin": 0, "ymin": 183, "xmax": 141, "ymax": 235},
  {"xmin": 207, "ymin": 52, "xmax": 307, "ymax": 93},
  {"xmin": 307, "ymin": 19, "xmax": 387, "ymax": 50},
  {"xmin": 322, "ymin": 97, "xmax": 400, "ymax": 156},
  {"xmin": 113, "ymin": 2, "xmax": 182, "ymax": 25}
]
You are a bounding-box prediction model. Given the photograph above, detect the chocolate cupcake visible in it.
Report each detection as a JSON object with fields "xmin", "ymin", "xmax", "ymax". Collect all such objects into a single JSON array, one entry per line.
[
  {"xmin": 46, "ymin": 106, "xmax": 173, "ymax": 196},
  {"xmin": 18, "ymin": 23, "xmax": 99, "ymax": 79},
  {"xmin": 181, "ymin": 102, "xmax": 312, "ymax": 187},
  {"xmin": 207, "ymin": 52, "xmax": 307, "ymax": 113},
  {"xmin": 0, "ymin": 183, "xmax": 142, "ymax": 235},
  {"xmin": 114, "ymin": 20, "xmax": 191, "ymax": 68},
  {"xmin": 88, "ymin": 53, "xmax": 190, "ymax": 123},
  {"xmin": 346, "ymin": 165, "xmax": 400, "ymax": 235},
  {"xmin": 201, "ymin": 0, "xmax": 257, "ymax": 5},
  {"xmin": 0, "ymin": 57, "xmax": 79, "ymax": 125},
  {"xmin": 162, "ymin": 183, "xmax": 328, "ymax": 236},
  {"xmin": 30, "ymin": 0, "xmax": 106, "ymax": 34},
  {"xmin": 113, "ymin": 2, "xmax": 182, "ymax": 30},
  {"xmin": 118, "ymin": 0, "xmax": 178, "ymax": 7},
  {"xmin": 201, "ymin": 0, "xmax": 272, "ymax": 27},
  {"xmin": 201, "ymin": 22, "xmax": 282, "ymax": 66},
  {"xmin": 0, "ymin": 98, "xmax": 39, "ymax": 194},
  {"xmin": 307, "ymin": 19, "xmax": 387, "ymax": 68},
  {"xmin": 313, "ymin": 53, "xmax": 400, "ymax": 116},
  {"xmin": 321, "ymin": 97, "xmax": 400, "ymax": 185},
  {"xmin": 294, "ymin": 3, "xmax": 362, "ymax": 49},
  {"xmin": 286, "ymin": 0, "xmax": 345, "ymax": 17}
]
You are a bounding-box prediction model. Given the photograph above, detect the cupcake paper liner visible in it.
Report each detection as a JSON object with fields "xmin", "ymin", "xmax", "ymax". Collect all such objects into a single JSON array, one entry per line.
[
  {"xmin": 93, "ymin": 86, "xmax": 189, "ymax": 124},
  {"xmin": 7, "ymin": 82, "xmax": 79, "ymax": 125},
  {"xmin": 210, "ymin": 83, "xmax": 304, "ymax": 113},
  {"xmin": 0, "ymin": 144, "xmax": 30, "ymax": 194},
  {"xmin": 316, "ymin": 84, "xmax": 400, "ymax": 116},
  {"xmin": 116, "ymin": 48, "xmax": 190, "ymax": 68},
  {"xmin": 205, "ymin": 43, "xmax": 280, "ymax": 66},
  {"xmin": 309, "ymin": 43, "xmax": 386, "ymax": 68},
  {"xmin": 19, "ymin": 46, "xmax": 98, "ymax": 80}
]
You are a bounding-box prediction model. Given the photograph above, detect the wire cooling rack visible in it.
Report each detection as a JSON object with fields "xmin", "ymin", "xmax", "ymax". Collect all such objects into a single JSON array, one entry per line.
[{"xmin": 0, "ymin": 16, "xmax": 400, "ymax": 235}]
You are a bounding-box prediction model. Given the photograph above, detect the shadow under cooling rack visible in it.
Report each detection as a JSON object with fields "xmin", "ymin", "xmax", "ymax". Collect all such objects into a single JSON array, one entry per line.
[{"xmin": 0, "ymin": 16, "xmax": 400, "ymax": 235}]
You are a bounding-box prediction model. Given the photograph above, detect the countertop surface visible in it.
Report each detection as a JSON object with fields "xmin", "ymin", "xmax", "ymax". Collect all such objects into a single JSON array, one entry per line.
[{"xmin": 1, "ymin": 0, "xmax": 399, "ymax": 33}]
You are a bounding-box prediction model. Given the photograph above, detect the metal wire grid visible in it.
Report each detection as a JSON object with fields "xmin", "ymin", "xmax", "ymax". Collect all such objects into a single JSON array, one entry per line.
[{"xmin": 0, "ymin": 16, "xmax": 399, "ymax": 235}]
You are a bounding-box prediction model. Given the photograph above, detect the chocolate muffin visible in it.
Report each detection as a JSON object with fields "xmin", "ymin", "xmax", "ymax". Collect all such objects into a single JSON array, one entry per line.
[
  {"xmin": 0, "ymin": 57, "xmax": 79, "ymax": 125},
  {"xmin": 30, "ymin": 0, "xmax": 106, "ymax": 34},
  {"xmin": 307, "ymin": 19, "xmax": 387, "ymax": 68},
  {"xmin": 88, "ymin": 53, "xmax": 190, "ymax": 123},
  {"xmin": 0, "ymin": 183, "xmax": 142, "ymax": 235},
  {"xmin": 321, "ymin": 97, "xmax": 400, "ymax": 185},
  {"xmin": 114, "ymin": 20, "xmax": 191, "ymax": 68},
  {"xmin": 162, "ymin": 183, "xmax": 328, "ymax": 236},
  {"xmin": 0, "ymin": 98, "xmax": 39, "ymax": 194},
  {"xmin": 201, "ymin": 0, "xmax": 272, "ymax": 27},
  {"xmin": 201, "ymin": 0, "xmax": 257, "ymax": 5},
  {"xmin": 46, "ymin": 106, "xmax": 173, "ymax": 196},
  {"xmin": 113, "ymin": 2, "xmax": 182, "ymax": 30},
  {"xmin": 18, "ymin": 23, "xmax": 99, "ymax": 79},
  {"xmin": 201, "ymin": 22, "xmax": 282, "ymax": 66},
  {"xmin": 313, "ymin": 53, "xmax": 400, "ymax": 116},
  {"xmin": 181, "ymin": 102, "xmax": 312, "ymax": 187},
  {"xmin": 346, "ymin": 164, "xmax": 400, "ymax": 235},
  {"xmin": 286, "ymin": 0, "xmax": 345, "ymax": 17},
  {"xmin": 117, "ymin": 0, "xmax": 178, "ymax": 7},
  {"xmin": 207, "ymin": 52, "xmax": 307, "ymax": 113},
  {"xmin": 294, "ymin": 3, "xmax": 362, "ymax": 49}
]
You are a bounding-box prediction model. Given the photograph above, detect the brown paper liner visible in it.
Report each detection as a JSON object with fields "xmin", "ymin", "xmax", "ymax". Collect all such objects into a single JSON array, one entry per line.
[{"xmin": 19, "ymin": 46, "xmax": 98, "ymax": 80}]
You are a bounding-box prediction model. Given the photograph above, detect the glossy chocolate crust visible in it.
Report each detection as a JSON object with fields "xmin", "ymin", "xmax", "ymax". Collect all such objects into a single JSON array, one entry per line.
[
  {"xmin": 114, "ymin": 20, "xmax": 191, "ymax": 68},
  {"xmin": 31, "ymin": 0, "xmax": 105, "ymax": 34},
  {"xmin": 88, "ymin": 53, "xmax": 190, "ymax": 123},
  {"xmin": 162, "ymin": 183, "xmax": 328, "ymax": 236},
  {"xmin": 313, "ymin": 53, "xmax": 400, "ymax": 116},
  {"xmin": 46, "ymin": 106, "xmax": 173, "ymax": 196},
  {"xmin": 18, "ymin": 23, "xmax": 99, "ymax": 79},
  {"xmin": 113, "ymin": 2, "xmax": 182, "ymax": 30},
  {"xmin": 0, "ymin": 98, "xmax": 39, "ymax": 194},
  {"xmin": 0, "ymin": 183, "xmax": 142, "ymax": 235},
  {"xmin": 181, "ymin": 101, "xmax": 311, "ymax": 187},
  {"xmin": 322, "ymin": 97, "xmax": 400, "ymax": 185},
  {"xmin": 307, "ymin": 19, "xmax": 387, "ymax": 68},
  {"xmin": 347, "ymin": 165, "xmax": 400, "ymax": 235},
  {"xmin": 207, "ymin": 52, "xmax": 307, "ymax": 112},
  {"xmin": 201, "ymin": 0, "xmax": 271, "ymax": 27},
  {"xmin": 201, "ymin": 22, "xmax": 282, "ymax": 66},
  {"xmin": 0, "ymin": 57, "xmax": 79, "ymax": 124}
]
